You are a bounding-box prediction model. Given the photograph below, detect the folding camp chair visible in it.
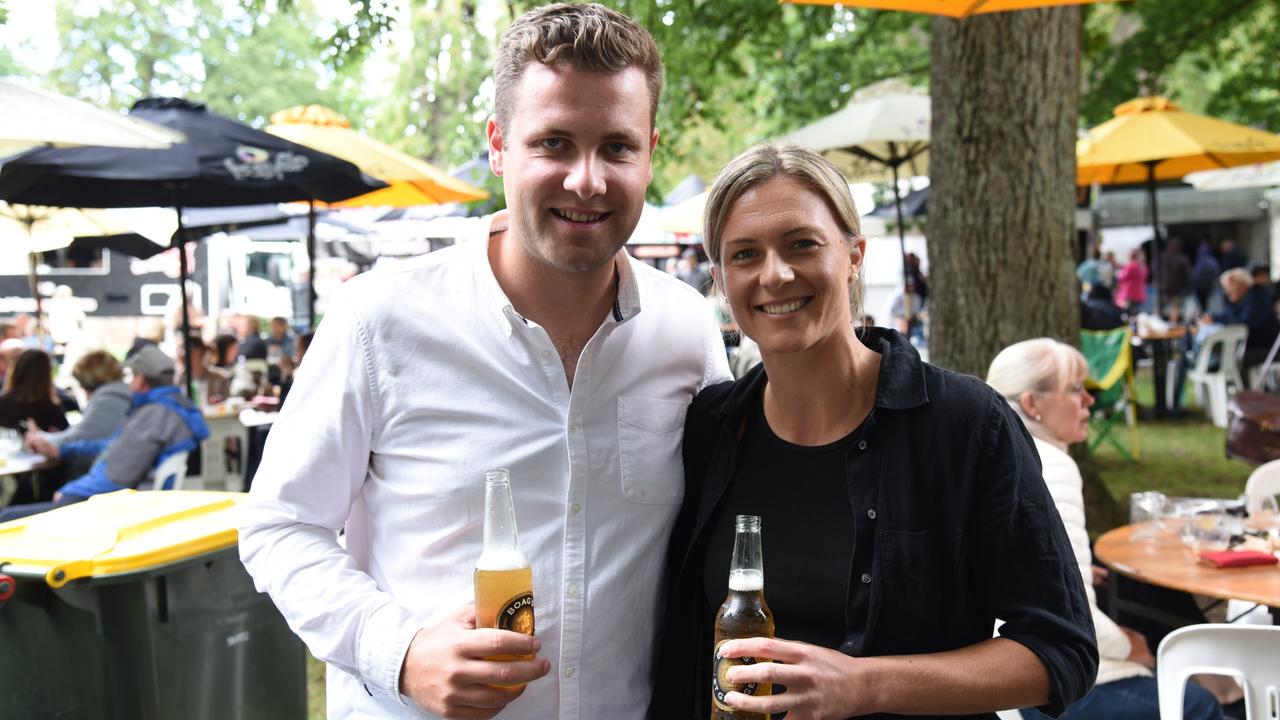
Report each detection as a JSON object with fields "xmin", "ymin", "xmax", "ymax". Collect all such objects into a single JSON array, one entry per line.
[{"xmin": 1082, "ymin": 328, "xmax": 1140, "ymax": 460}]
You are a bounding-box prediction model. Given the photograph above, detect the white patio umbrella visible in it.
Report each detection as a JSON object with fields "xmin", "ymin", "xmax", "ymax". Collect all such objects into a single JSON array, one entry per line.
[
  {"xmin": 1185, "ymin": 160, "xmax": 1280, "ymax": 191},
  {"xmin": 782, "ymin": 79, "xmax": 930, "ymax": 326},
  {"xmin": 1, "ymin": 203, "xmax": 177, "ymax": 335},
  {"xmin": 0, "ymin": 79, "xmax": 185, "ymax": 158}
]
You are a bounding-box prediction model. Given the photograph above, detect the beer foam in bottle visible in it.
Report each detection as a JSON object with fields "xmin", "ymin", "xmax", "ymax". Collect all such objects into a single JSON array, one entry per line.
[{"xmin": 728, "ymin": 568, "xmax": 763, "ymax": 592}]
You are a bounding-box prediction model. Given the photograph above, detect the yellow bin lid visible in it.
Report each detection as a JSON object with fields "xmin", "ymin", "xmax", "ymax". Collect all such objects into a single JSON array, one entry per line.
[{"xmin": 0, "ymin": 490, "xmax": 243, "ymax": 588}]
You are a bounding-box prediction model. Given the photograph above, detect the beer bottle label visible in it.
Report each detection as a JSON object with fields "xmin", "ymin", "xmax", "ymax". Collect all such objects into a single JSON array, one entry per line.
[
  {"xmin": 497, "ymin": 592, "xmax": 535, "ymax": 635},
  {"xmin": 711, "ymin": 639, "xmax": 761, "ymax": 711}
]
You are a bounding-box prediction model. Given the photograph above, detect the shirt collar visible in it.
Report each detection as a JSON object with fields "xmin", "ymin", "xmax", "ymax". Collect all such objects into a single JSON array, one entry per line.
[
  {"xmin": 473, "ymin": 211, "xmax": 639, "ymax": 335},
  {"xmin": 712, "ymin": 328, "xmax": 929, "ymax": 424}
]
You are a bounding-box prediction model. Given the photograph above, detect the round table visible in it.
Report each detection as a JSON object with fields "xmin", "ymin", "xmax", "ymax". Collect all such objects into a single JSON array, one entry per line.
[{"xmin": 1094, "ymin": 522, "xmax": 1280, "ymax": 623}]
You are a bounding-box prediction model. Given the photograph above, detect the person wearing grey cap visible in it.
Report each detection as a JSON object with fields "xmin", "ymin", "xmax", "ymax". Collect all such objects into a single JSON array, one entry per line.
[{"xmin": 0, "ymin": 345, "xmax": 210, "ymax": 522}]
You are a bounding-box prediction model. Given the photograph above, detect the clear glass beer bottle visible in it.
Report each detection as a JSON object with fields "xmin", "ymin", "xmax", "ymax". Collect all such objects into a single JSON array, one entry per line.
[
  {"xmin": 474, "ymin": 469, "xmax": 535, "ymax": 660},
  {"xmin": 711, "ymin": 514, "xmax": 775, "ymax": 719}
]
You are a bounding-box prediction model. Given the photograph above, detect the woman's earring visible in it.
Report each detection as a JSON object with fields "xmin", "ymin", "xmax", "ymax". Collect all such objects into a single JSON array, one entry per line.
[{"xmin": 1035, "ymin": 414, "xmax": 1042, "ymax": 422}]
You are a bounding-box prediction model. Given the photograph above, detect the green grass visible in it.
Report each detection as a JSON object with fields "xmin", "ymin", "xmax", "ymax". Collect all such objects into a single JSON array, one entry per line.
[
  {"xmin": 1091, "ymin": 368, "xmax": 1251, "ymax": 504},
  {"xmin": 300, "ymin": 368, "xmax": 1258, "ymax": 715}
]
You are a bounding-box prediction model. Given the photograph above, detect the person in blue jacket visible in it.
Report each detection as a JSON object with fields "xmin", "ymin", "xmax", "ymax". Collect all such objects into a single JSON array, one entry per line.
[{"xmin": 0, "ymin": 345, "xmax": 209, "ymax": 522}]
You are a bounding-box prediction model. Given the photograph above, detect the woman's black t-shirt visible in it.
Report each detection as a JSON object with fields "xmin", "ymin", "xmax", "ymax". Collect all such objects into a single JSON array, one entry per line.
[{"xmin": 700, "ymin": 399, "xmax": 861, "ymax": 650}]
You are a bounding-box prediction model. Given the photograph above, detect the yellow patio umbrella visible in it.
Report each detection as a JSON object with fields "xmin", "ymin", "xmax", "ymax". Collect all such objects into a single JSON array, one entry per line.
[
  {"xmin": 266, "ymin": 105, "xmax": 489, "ymax": 207},
  {"xmin": 1077, "ymin": 97, "xmax": 1280, "ymax": 304},
  {"xmin": 782, "ymin": 0, "xmax": 1108, "ymax": 19}
]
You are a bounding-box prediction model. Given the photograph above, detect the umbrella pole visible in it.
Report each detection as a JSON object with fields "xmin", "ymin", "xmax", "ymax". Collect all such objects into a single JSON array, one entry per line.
[
  {"xmin": 307, "ymin": 200, "xmax": 317, "ymax": 329},
  {"xmin": 1145, "ymin": 161, "xmax": 1162, "ymax": 318},
  {"xmin": 176, "ymin": 204, "xmax": 196, "ymax": 402},
  {"xmin": 26, "ymin": 251, "xmax": 47, "ymax": 344},
  {"xmin": 890, "ymin": 157, "xmax": 913, "ymax": 338}
]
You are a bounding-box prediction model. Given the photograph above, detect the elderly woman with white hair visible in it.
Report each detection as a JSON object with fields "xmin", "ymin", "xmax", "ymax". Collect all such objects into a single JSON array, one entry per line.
[{"xmin": 987, "ymin": 338, "xmax": 1221, "ymax": 720}]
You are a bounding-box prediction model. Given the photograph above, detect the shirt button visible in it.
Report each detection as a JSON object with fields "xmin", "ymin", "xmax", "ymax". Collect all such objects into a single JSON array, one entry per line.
[
  {"xmin": 861, "ymin": 573, "xmax": 872, "ymax": 584},
  {"xmin": 569, "ymin": 422, "xmax": 579, "ymax": 433},
  {"xmin": 867, "ymin": 508, "xmax": 877, "ymax": 520},
  {"xmin": 564, "ymin": 666, "xmax": 576, "ymax": 678},
  {"xmin": 567, "ymin": 583, "xmax": 580, "ymax": 597},
  {"xmin": 857, "ymin": 440, "xmax": 868, "ymax": 450},
  {"xmin": 571, "ymin": 502, "xmax": 582, "ymax": 514},
  {"xmin": 541, "ymin": 350, "xmax": 551, "ymax": 360}
]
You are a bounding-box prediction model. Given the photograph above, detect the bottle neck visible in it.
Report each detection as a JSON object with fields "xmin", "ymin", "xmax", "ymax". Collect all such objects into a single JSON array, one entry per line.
[
  {"xmin": 483, "ymin": 476, "xmax": 519, "ymax": 551},
  {"xmin": 729, "ymin": 524, "xmax": 763, "ymax": 586}
]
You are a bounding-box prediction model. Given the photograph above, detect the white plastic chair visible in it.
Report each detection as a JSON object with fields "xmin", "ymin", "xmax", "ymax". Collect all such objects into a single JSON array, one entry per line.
[
  {"xmin": 1246, "ymin": 461, "xmax": 1280, "ymax": 508},
  {"xmin": 1226, "ymin": 462, "xmax": 1280, "ymax": 624},
  {"xmin": 152, "ymin": 450, "xmax": 191, "ymax": 491},
  {"xmin": 1186, "ymin": 324, "xmax": 1248, "ymax": 427},
  {"xmin": 1157, "ymin": 624, "xmax": 1280, "ymax": 720}
]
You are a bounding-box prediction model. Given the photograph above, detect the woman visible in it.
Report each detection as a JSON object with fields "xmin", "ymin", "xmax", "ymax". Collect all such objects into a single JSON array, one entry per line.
[
  {"xmin": 0, "ymin": 349, "xmax": 69, "ymax": 432},
  {"xmin": 25, "ymin": 350, "xmax": 131, "ymax": 474},
  {"xmin": 1114, "ymin": 250, "xmax": 1149, "ymax": 315},
  {"xmin": 987, "ymin": 339, "xmax": 1221, "ymax": 720},
  {"xmin": 651, "ymin": 143, "xmax": 1097, "ymax": 720}
]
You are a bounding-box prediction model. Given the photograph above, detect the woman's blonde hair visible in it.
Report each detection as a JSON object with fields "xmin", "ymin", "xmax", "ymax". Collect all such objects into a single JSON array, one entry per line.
[
  {"xmin": 703, "ymin": 142, "xmax": 864, "ymax": 316},
  {"xmin": 72, "ymin": 350, "xmax": 123, "ymax": 393},
  {"xmin": 986, "ymin": 338, "xmax": 1089, "ymax": 439}
]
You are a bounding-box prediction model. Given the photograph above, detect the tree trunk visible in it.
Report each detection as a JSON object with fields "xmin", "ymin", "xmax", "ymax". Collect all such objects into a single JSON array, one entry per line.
[
  {"xmin": 928, "ymin": 8, "xmax": 1081, "ymax": 378},
  {"xmin": 930, "ymin": 9, "xmax": 1122, "ymax": 528}
]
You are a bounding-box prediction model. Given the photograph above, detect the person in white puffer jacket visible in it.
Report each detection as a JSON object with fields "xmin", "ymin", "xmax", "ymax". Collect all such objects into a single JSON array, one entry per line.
[{"xmin": 988, "ymin": 338, "xmax": 1222, "ymax": 720}]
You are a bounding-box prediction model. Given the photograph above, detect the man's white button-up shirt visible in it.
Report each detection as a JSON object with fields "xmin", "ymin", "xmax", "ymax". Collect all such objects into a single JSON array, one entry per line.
[{"xmin": 239, "ymin": 216, "xmax": 731, "ymax": 720}]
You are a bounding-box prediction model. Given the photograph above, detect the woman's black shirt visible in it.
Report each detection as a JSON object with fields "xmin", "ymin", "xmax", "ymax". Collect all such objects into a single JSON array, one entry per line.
[{"xmin": 700, "ymin": 399, "xmax": 862, "ymax": 650}]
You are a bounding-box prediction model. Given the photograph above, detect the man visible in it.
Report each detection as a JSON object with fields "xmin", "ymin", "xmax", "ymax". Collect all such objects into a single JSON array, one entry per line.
[
  {"xmin": 237, "ymin": 5, "xmax": 730, "ymax": 720},
  {"xmin": 236, "ymin": 314, "xmax": 268, "ymax": 361},
  {"xmin": 674, "ymin": 247, "xmax": 710, "ymax": 292},
  {"xmin": 0, "ymin": 345, "xmax": 209, "ymax": 521},
  {"xmin": 264, "ymin": 316, "xmax": 294, "ymax": 385}
]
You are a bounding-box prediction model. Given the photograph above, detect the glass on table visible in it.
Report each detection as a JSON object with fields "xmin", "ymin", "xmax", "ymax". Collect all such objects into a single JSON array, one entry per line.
[
  {"xmin": 0, "ymin": 427, "xmax": 22, "ymax": 458},
  {"xmin": 1129, "ymin": 491, "xmax": 1168, "ymax": 542}
]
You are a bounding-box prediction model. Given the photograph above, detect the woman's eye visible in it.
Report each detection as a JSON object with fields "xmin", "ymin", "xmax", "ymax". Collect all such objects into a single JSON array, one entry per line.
[
  {"xmin": 794, "ymin": 239, "xmax": 818, "ymax": 249},
  {"xmin": 730, "ymin": 249, "xmax": 757, "ymax": 261}
]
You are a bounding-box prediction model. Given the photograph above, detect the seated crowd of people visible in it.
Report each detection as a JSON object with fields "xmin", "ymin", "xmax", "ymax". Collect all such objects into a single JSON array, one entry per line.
[
  {"xmin": 0, "ymin": 314, "xmax": 313, "ymax": 521},
  {"xmin": 1079, "ymin": 240, "xmax": 1280, "ymax": 414}
]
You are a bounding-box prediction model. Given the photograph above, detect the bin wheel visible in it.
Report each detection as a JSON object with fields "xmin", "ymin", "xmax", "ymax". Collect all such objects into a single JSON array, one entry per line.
[{"xmin": 0, "ymin": 574, "xmax": 13, "ymax": 604}]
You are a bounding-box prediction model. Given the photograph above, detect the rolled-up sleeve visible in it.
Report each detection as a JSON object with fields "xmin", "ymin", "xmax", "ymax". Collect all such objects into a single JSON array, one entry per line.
[
  {"xmin": 237, "ymin": 292, "xmax": 418, "ymax": 705},
  {"xmin": 976, "ymin": 398, "xmax": 1098, "ymax": 716}
]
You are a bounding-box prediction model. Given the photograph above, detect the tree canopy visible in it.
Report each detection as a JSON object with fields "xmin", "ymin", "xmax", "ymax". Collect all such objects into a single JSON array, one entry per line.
[{"xmin": 4, "ymin": 0, "xmax": 1274, "ymax": 199}]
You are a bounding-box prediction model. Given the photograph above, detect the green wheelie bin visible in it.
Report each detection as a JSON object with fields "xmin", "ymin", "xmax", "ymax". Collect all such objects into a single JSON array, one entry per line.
[{"xmin": 0, "ymin": 490, "xmax": 306, "ymax": 720}]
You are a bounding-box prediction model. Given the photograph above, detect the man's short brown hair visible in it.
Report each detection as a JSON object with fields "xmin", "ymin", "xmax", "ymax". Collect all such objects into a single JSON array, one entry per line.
[{"xmin": 493, "ymin": 3, "xmax": 663, "ymax": 131}]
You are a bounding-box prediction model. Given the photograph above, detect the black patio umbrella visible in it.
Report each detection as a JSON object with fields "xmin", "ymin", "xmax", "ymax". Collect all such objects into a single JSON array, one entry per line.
[{"xmin": 0, "ymin": 97, "xmax": 384, "ymax": 398}]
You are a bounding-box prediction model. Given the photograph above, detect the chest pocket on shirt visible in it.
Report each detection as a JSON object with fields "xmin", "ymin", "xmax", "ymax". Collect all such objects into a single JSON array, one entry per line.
[
  {"xmin": 617, "ymin": 396, "xmax": 688, "ymax": 505},
  {"xmin": 876, "ymin": 528, "xmax": 966, "ymax": 652}
]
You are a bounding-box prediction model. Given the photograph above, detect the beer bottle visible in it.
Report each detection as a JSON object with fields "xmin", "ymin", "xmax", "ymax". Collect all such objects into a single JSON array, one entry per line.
[
  {"xmin": 474, "ymin": 469, "xmax": 535, "ymax": 659},
  {"xmin": 711, "ymin": 514, "xmax": 775, "ymax": 720}
]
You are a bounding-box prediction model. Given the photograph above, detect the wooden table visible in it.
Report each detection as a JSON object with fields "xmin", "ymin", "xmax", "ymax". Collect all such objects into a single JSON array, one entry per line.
[
  {"xmin": 1133, "ymin": 327, "xmax": 1187, "ymax": 418},
  {"xmin": 0, "ymin": 452, "xmax": 61, "ymax": 508},
  {"xmin": 1094, "ymin": 522, "xmax": 1280, "ymax": 624}
]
